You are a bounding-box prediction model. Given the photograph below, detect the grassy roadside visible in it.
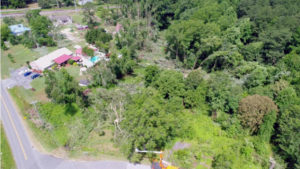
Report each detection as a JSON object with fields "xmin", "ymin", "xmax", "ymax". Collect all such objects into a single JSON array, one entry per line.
[
  {"xmin": 8, "ymin": 88, "xmax": 58, "ymax": 151},
  {"xmin": 1, "ymin": 124, "xmax": 17, "ymax": 169}
]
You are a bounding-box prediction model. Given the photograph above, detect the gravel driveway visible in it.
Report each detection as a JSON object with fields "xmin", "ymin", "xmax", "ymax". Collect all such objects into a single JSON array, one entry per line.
[{"xmin": 2, "ymin": 67, "xmax": 33, "ymax": 89}]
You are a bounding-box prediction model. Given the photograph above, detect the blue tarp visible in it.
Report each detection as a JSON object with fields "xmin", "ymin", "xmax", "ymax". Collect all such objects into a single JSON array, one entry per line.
[{"xmin": 9, "ymin": 24, "xmax": 31, "ymax": 35}]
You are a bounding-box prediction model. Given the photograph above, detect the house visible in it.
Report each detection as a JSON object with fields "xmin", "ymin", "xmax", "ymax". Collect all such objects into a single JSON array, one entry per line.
[
  {"xmin": 79, "ymin": 79, "xmax": 90, "ymax": 87},
  {"xmin": 30, "ymin": 48, "xmax": 73, "ymax": 71},
  {"xmin": 9, "ymin": 24, "xmax": 30, "ymax": 36},
  {"xmin": 49, "ymin": 15, "xmax": 72, "ymax": 26},
  {"xmin": 78, "ymin": 0, "xmax": 93, "ymax": 5}
]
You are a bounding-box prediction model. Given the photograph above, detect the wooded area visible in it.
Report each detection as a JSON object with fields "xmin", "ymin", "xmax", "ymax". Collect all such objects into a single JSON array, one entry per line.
[{"xmin": 2, "ymin": 0, "xmax": 299, "ymax": 168}]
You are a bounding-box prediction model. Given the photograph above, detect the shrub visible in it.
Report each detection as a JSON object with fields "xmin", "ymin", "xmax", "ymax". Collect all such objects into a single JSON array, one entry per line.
[
  {"xmin": 212, "ymin": 152, "xmax": 234, "ymax": 169},
  {"xmin": 173, "ymin": 149, "xmax": 193, "ymax": 168},
  {"xmin": 7, "ymin": 54, "xmax": 15, "ymax": 63},
  {"xmin": 144, "ymin": 65, "xmax": 160, "ymax": 87},
  {"xmin": 68, "ymin": 59, "xmax": 75, "ymax": 65},
  {"xmin": 26, "ymin": 61, "xmax": 32, "ymax": 69},
  {"xmin": 82, "ymin": 46, "xmax": 94, "ymax": 56},
  {"xmin": 99, "ymin": 131, "xmax": 105, "ymax": 136}
]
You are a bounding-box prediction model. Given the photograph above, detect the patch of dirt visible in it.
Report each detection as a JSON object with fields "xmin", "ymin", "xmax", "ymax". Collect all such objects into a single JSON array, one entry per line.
[
  {"xmin": 27, "ymin": 3, "xmax": 39, "ymax": 8},
  {"xmin": 50, "ymin": 147, "xmax": 69, "ymax": 158},
  {"xmin": 61, "ymin": 28, "xmax": 82, "ymax": 43},
  {"xmin": 172, "ymin": 142, "xmax": 191, "ymax": 151}
]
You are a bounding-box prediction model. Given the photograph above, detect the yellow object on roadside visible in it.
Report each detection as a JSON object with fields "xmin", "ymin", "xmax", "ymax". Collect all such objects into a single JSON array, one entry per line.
[{"xmin": 166, "ymin": 166, "xmax": 178, "ymax": 169}]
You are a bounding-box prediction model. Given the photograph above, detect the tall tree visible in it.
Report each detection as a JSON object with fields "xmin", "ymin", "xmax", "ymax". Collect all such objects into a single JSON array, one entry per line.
[
  {"xmin": 238, "ymin": 94, "xmax": 278, "ymax": 134},
  {"xmin": 154, "ymin": 70, "xmax": 185, "ymax": 99},
  {"xmin": 276, "ymin": 105, "xmax": 300, "ymax": 169},
  {"xmin": 82, "ymin": 2, "xmax": 97, "ymax": 28}
]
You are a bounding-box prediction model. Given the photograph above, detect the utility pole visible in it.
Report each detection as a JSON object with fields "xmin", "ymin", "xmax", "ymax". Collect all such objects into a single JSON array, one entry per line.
[
  {"xmin": 74, "ymin": 0, "xmax": 77, "ymax": 11},
  {"xmin": 31, "ymin": 101, "xmax": 38, "ymax": 113}
]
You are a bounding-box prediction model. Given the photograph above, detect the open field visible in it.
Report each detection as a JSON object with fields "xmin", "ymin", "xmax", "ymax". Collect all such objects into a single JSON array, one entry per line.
[
  {"xmin": 1, "ymin": 124, "xmax": 17, "ymax": 169},
  {"xmin": 1, "ymin": 45, "xmax": 38, "ymax": 79}
]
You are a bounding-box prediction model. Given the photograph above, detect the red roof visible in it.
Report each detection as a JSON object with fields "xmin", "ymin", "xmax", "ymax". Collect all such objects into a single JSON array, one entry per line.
[
  {"xmin": 71, "ymin": 56, "xmax": 81, "ymax": 61},
  {"xmin": 54, "ymin": 54, "xmax": 72, "ymax": 64}
]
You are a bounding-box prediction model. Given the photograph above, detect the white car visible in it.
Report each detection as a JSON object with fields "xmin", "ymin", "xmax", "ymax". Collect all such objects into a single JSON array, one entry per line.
[{"xmin": 18, "ymin": 68, "xmax": 29, "ymax": 75}]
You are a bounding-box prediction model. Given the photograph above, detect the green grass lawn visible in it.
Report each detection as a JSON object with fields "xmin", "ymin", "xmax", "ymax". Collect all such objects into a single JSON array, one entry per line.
[
  {"xmin": 65, "ymin": 65, "xmax": 82, "ymax": 81},
  {"xmin": 1, "ymin": 124, "xmax": 17, "ymax": 169},
  {"xmin": 71, "ymin": 13, "xmax": 84, "ymax": 24},
  {"xmin": 1, "ymin": 45, "xmax": 39, "ymax": 79}
]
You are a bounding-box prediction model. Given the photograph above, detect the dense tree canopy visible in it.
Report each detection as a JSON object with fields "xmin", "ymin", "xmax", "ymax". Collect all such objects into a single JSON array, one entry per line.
[
  {"xmin": 85, "ymin": 28, "xmax": 112, "ymax": 45},
  {"xmin": 121, "ymin": 89, "xmax": 184, "ymax": 162},
  {"xmin": 276, "ymin": 105, "xmax": 300, "ymax": 169},
  {"xmin": 154, "ymin": 70, "xmax": 185, "ymax": 99},
  {"xmin": 45, "ymin": 69, "xmax": 88, "ymax": 106},
  {"xmin": 25, "ymin": 10, "xmax": 56, "ymax": 47},
  {"xmin": 1, "ymin": 0, "xmax": 27, "ymax": 9},
  {"xmin": 32, "ymin": 0, "xmax": 300, "ymax": 168}
]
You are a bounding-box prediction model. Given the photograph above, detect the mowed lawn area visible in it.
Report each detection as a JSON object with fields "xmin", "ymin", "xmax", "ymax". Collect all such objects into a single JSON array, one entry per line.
[
  {"xmin": 1, "ymin": 45, "xmax": 59, "ymax": 79},
  {"xmin": 1, "ymin": 45, "xmax": 38, "ymax": 79},
  {"xmin": 1, "ymin": 124, "xmax": 16, "ymax": 169}
]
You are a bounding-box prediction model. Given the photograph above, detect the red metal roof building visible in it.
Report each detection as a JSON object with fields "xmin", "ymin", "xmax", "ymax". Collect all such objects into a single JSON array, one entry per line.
[{"xmin": 54, "ymin": 54, "xmax": 72, "ymax": 64}]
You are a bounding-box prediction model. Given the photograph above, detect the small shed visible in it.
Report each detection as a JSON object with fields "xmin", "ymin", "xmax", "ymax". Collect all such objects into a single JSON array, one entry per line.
[
  {"xmin": 79, "ymin": 79, "xmax": 90, "ymax": 87},
  {"xmin": 9, "ymin": 24, "xmax": 30, "ymax": 36},
  {"xmin": 78, "ymin": 0, "xmax": 93, "ymax": 5}
]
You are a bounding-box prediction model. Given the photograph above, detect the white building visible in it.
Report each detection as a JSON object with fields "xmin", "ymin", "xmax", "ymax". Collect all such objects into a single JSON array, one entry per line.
[
  {"xmin": 30, "ymin": 48, "xmax": 73, "ymax": 71},
  {"xmin": 78, "ymin": 0, "xmax": 93, "ymax": 5}
]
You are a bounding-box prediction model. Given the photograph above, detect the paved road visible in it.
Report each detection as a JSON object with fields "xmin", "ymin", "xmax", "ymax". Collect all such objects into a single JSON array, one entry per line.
[
  {"xmin": 0, "ymin": 5, "xmax": 119, "ymax": 18},
  {"xmin": 1, "ymin": 83, "xmax": 149, "ymax": 169},
  {"xmin": 0, "ymin": 9, "xmax": 81, "ymax": 18},
  {"xmin": 1, "ymin": 7, "xmax": 41, "ymax": 12}
]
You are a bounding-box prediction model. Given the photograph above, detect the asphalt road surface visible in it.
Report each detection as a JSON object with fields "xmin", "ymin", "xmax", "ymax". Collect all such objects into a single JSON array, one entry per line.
[
  {"xmin": 0, "ymin": 9, "xmax": 81, "ymax": 18},
  {"xmin": 1, "ymin": 83, "xmax": 149, "ymax": 169}
]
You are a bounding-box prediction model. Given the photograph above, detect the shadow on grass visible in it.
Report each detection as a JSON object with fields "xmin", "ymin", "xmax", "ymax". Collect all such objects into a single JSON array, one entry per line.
[{"xmin": 64, "ymin": 103, "xmax": 78, "ymax": 116}]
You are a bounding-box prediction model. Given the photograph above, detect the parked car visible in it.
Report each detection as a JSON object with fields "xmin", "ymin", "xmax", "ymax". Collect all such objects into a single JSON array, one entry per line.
[
  {"xmin": 24, "ymin": 71, "xmax": 32, "ymax": 77},
  {"xmin": 18, "ymin": 68, "xmax": 29, "ymax": 75},
  {"xmin": 31, "ymin": 74, "xmax": 40, "ymax": 79}
]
